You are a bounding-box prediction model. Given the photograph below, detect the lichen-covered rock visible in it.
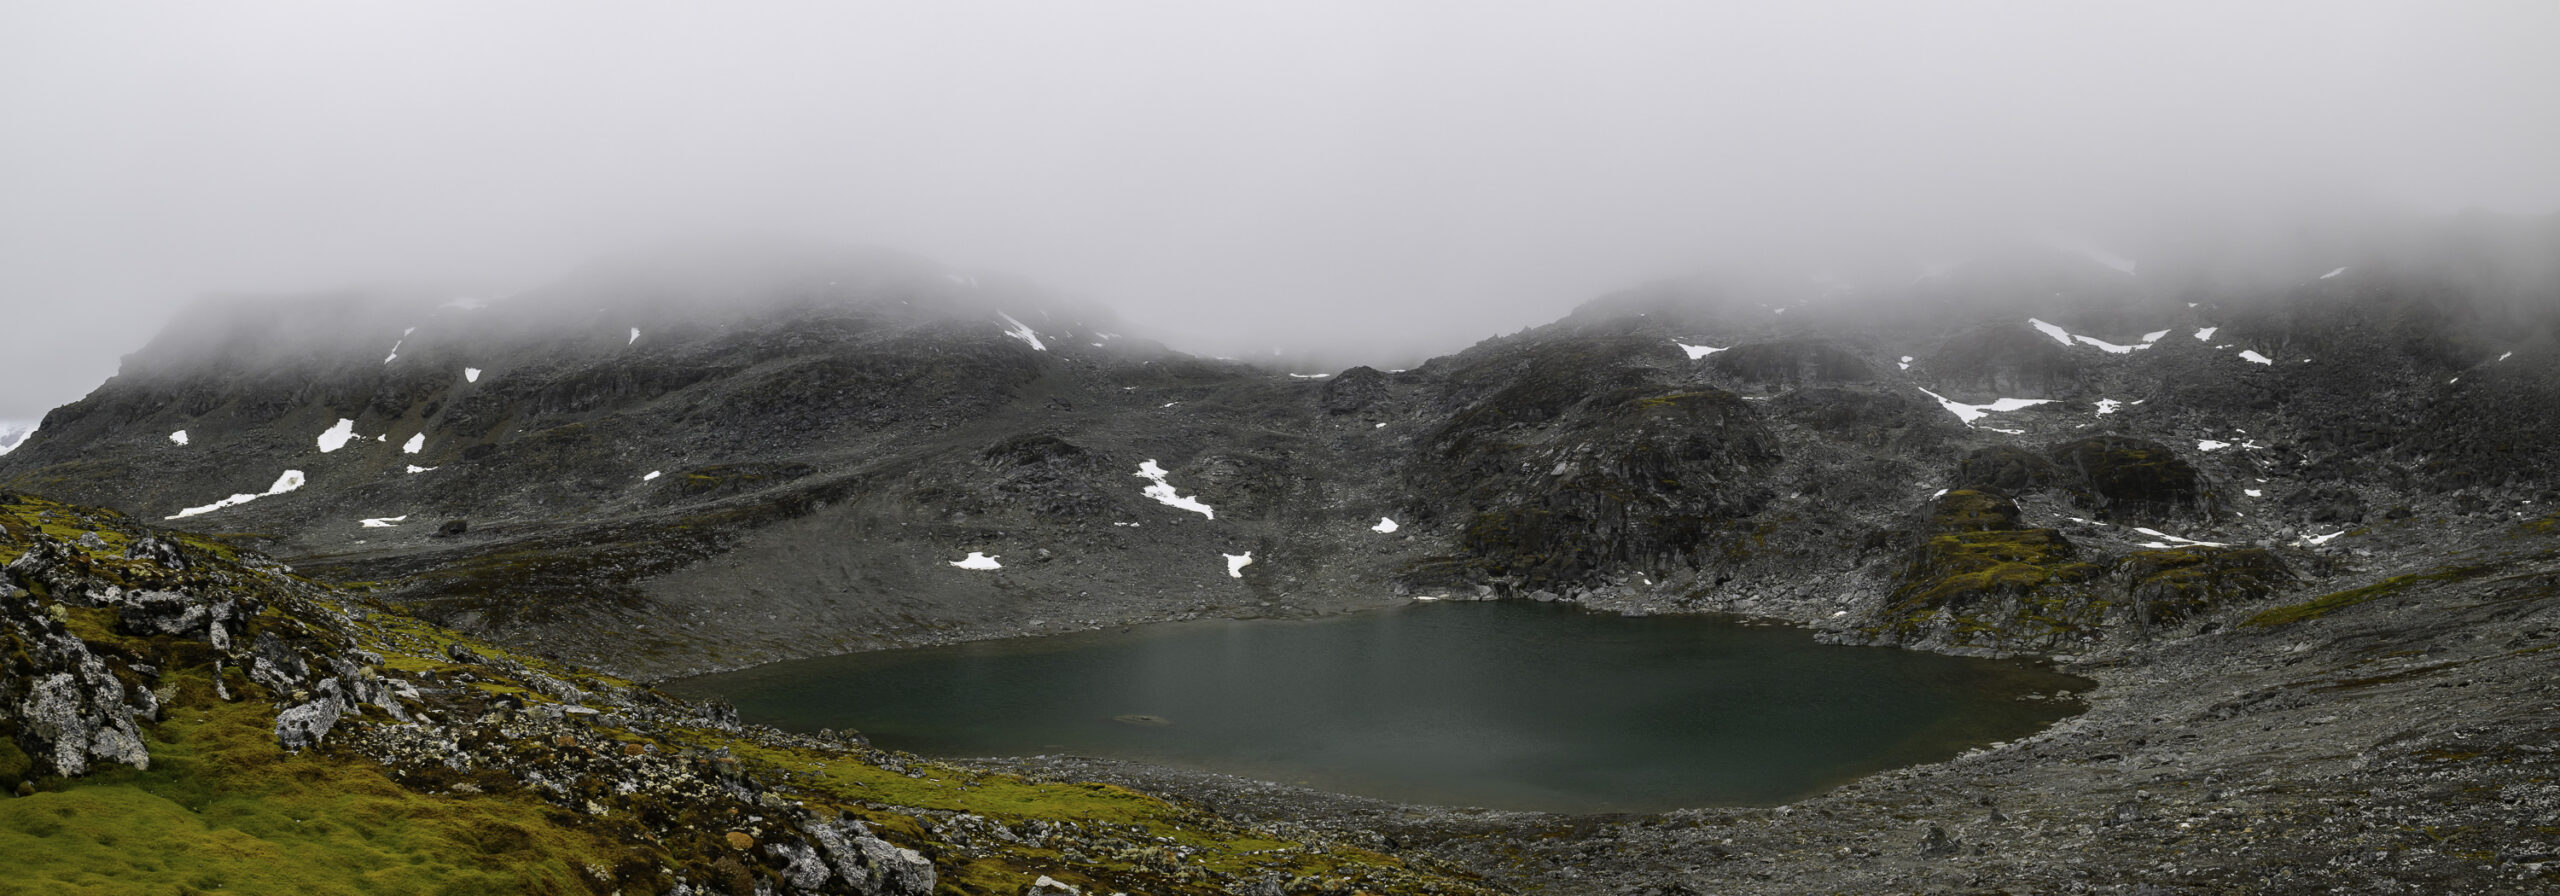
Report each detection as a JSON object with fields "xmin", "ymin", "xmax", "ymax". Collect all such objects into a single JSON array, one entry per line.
[
  {"xmin": 273, "ymin": 678, "xmax": 346, "ymax": 750},
  {"xmin": 3, "ymin": 610, "xmax": 153, "ymax": 777},
  {"xmin": 808, "ymin": 816, "xmax": 938, "ymax": 896}
]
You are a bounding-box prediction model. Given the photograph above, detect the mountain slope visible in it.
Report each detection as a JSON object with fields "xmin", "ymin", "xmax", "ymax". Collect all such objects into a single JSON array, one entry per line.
[{"xmin": 5, "ymin": 231, "xmax": 2559, "ymax": 680}]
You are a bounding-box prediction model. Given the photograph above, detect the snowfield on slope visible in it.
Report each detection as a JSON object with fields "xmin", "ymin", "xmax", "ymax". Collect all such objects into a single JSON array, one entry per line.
[
  {"xmin": 169, "ymin": 470, "xmax": 306, "ymax": 519},
  {"xmin": 316, "ymin": 419, "xmax": 359, "ymax": 453},
  {"xmin": 1916, "ymin": 387, "xmax": 2054, "ymax": 425},
  {"xmin": 1136, "ymin": 460, "xmax": 1215, "ymax": 519}
]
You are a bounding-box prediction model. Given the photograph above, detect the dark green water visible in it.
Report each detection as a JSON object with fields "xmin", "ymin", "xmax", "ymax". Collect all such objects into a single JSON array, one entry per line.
[{"xmin": 663, "ymin": 601, "xmax": 2089, "ymax": 813}]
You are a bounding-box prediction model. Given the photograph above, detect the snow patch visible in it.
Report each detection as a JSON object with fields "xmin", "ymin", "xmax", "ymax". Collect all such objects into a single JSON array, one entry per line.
[
  {"xmin": 628, "ymin": 328, "xmax": 640, "ymax": 345},
  {"xmin": 1676, "ymin": 342, "xmax": 1728, "ymax": 360},
  {"xmin": 1898, "ymin": 355, "xmax": 1913, "ymax": 371},
  {"xmin": 2197, "ymin": 440, "xmax": 2230, "ymax": 452},
  {"xmin": 2194, "ymin": 327, "xmax": 2218, "ymax": 342},
  {"xmin": 359, "ymin": 515, "xmax": 408, "ymax": 528},
  {"xmin": 316, "ymin": 419, "xmax": 358, "ymax": 453},
  {"xmin": 998, "ymin": 312, "xmax": 1047, "ymax": 351},
  {"xmin": 2094, "ymin": 399, "xmax": 2123, "ymax": 416},
  {"xmin": 169, "ymin": 430, "xmax": 189, "ymax": 446},
  {"xmin": 2073, "ymin": 334, "xmax": 2142, "ymax": 354},
  {"xmin": 1915, "ymin": 387, "xmax": 2054, "ymax": 424},
  {"xmin": 168, "ymin": 470, "xmax": 305, "ymax": 519},
  {"xmin": 401, "ymin": 433, "xmax": 424, "ymax": 454},
  {"xmin": 2296, "ymin": 530, "xmax": 2345, "ymax": 547},
  {"xmin": 1372, "ymin": 517, "xmax": 1399, "ymax": 533},
  {"xmin": 2237, "ymin": 350, "xmax": 2273, "ymax": 365},
  {"xmin": 405, "ymin": 465, "xmax": 437, "ymax": 474},
  {"xmin": 1288, "ymin": 373, "xmax": 1331, "ymax": 379},
  {"xmin": 2499, "ymin": 351, "xmax": 2515, "ymax": 362},
  {"xmin": 2320, "ymin": 267, "xmax": 2346, "ymax": 279},
  {"xmin": 1135, "ymin": 460, "xmax": 1215, "ymax": 519},
  {"xmin": 464, "ymin": 367, "xmax": 481, "ymax": 383},
  {"xmin": 2244, "ymin": 489, "xmax": 2262, "ymax": 497},
  {"xmin": 2132, "ymin": 527, "xmax": 2227, "ymax": 548},
  {"xmin": 1223, "ymin": 551, "xmax": 1253, "ymax": 578},
  {"xmin": 2140, "ymin": 329, "xmax": 2170, "ymax": 344},
  {"xmin": 951, "ymin": 552, "xmax": 1002, "ymax": 570},
  {"xmin": 642, "ymin": 470, "xmax": 662, "ymax": 481},
  {"xmin": 2027, "ymin": 318, "xmax": 2076, "ymax": 347}
]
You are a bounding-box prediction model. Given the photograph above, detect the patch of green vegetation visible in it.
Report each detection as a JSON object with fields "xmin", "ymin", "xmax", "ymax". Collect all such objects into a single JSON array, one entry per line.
[
  {"xmin": 2120, "ymin": 546, "xmax": 2291, "ymax": 626},
  {"xmin": 1879, "ymin": 490, "xmax": 2109, "ymax": 647},
  {"xmin": 699, "ymin": 738, "xmax": 1466, "ymax": 895},
  {"xmin": 2244, "ymin": 560, "xmax": 2504, "ymax": 628},
  {"xmin": 0, "ymin": 673, "xmax": 621, "ymax": 896}
]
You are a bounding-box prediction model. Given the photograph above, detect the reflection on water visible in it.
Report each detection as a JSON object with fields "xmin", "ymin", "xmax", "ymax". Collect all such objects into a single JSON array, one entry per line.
[{"xmin": 663, "ymin": 601, "xmax": 2090, "ymax": 814}]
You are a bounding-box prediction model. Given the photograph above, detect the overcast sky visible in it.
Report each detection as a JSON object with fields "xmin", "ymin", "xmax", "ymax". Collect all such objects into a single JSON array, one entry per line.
[{"xmin": 3, "ymin": 1, "xmax": 2555, "ymax": 421}]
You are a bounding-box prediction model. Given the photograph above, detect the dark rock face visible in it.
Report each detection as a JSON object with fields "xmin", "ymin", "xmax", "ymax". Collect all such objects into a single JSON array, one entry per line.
[
  {"xmin": 1708, "ymin": 340, "xmax": 1878, "ymax": 387},
  {"xmin": 1953, "ymin": 445, "xmax": 2064, "ymax": 496},
  {"xmin": 1918, "ymin": 323, "xmax": 2090, "ymax": 402},
  {"xmin": 1404, "ymin": 337, "xmax": 1780, "ymax": 593},
  {"xmin": 2045, "ymin": 436, "xmax": 2209, "ymax": 523}
]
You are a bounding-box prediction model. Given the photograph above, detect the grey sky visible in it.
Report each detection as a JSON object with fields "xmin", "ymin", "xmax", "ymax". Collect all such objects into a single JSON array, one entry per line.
[{"xmin": 4, "ymin": 1, "xmax": 2555, "ymax": 420}]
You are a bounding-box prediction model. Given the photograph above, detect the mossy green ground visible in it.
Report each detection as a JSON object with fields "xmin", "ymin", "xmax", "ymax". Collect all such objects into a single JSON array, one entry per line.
[{"xmin": 0, "ymin": 674, "xmax": 617, "ymax": 896}]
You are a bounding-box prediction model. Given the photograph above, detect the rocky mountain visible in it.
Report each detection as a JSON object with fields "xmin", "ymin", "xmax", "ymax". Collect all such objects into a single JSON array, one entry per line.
[
  {"xmin": 4, "ymin": 218, "xmax": 2559, "ymax": 891},
  {"xmin": 6, "ymin": 225, "xmax": 2556, "ymax": 680}
]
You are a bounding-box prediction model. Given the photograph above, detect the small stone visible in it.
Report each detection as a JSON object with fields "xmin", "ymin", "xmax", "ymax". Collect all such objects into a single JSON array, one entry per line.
[
  {"xmin": 726, "ymin": 830, "xmax": 756, "ymax": 850},
  {"xmin": 14, "ymin": 780, "xmax": 33, "ymax": 797}
]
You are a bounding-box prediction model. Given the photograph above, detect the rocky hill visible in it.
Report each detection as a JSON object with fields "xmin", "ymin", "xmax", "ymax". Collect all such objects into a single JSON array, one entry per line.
[
  {"xmin": 0, "ymin": 490, "xmax": 1500, "ymax": 895},
  {"xmin": 4, "ymin": 220, "xmax": 2559, "ymax": 891}
]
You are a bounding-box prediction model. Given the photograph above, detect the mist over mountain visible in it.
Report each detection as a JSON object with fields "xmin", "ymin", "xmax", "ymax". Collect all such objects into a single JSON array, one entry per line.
[{"xmin": 7, "ymin": 2, "xmax": 2557, "ymax": 421}]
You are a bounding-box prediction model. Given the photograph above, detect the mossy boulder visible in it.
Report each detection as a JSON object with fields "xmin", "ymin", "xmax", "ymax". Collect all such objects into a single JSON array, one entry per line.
[
  {"xmin": 2118, "ymin": 547, "xmax": 2293, "ymax": 627},
  {"xmin": 1876, "ymin": 490, "xmax": 2110, "ymax": 651}
]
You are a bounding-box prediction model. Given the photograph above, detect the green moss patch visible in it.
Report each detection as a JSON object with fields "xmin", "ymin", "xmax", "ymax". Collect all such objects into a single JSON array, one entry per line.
[{"xmin": 0, "ymin": 674, "xmax": 620, "ymax": 896}]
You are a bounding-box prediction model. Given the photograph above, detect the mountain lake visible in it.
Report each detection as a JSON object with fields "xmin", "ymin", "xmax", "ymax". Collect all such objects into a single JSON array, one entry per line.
[{"xmin": 661, "ymin": 600, "xmax": 2092, "ymax": 814}]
